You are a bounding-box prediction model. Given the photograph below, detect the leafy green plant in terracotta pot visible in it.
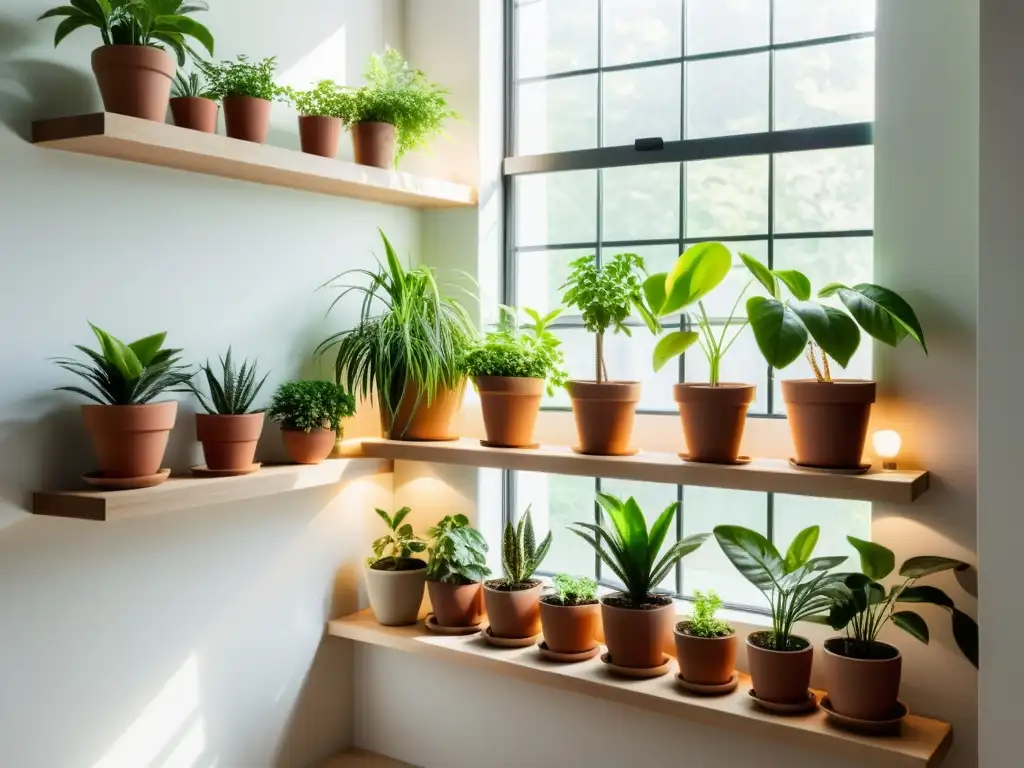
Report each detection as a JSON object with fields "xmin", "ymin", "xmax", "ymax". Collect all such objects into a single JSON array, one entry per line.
[
  {"xmin": 317, "ymin": 229, "xmax": 477, "ymax": 441},
  {"xmin": 714, "ymin": 525, "xmax": 847, "ymax": 706},
  {"xmin": 425, "ymin": 514, "xmax": 490, "ymax": 628},
  {"xmin": 267, "ymin": 380, "xmax": 355, "ymax": 465},
  {"xmin": 170, "ymin": 69, "xmax": 218, "ymax": 133},
  {"xmin": 53, "ymin": 325, "xmax": 193, "ymax": 486},
  {"xmin": 39, "ymin": 0, "xmax": 214, "ymax": 122},
  {"xmin": 336, "ymin": 47, "xmax": 458, "ymax": 168},
  {"xmin": 483, "ymin": 506, "xmax": 552, "ymax": 639},
  {"xmin": 365, "ymin": 507, "xmax": 428, "ymax": 627},
  {"xmin": 288, "ymin": 79, "xmax": 346, "ymax": 158},
  {"xmin": 741, "ymin": 255, "xmax": 927, "ymax": 469},
  {"xmin": 201, "ymin": 55, "xmax": 288, "ymax": 143},
  {"xmin": 462, "ymin": 307, "xmax": 567, "ymax": 449},
  {"xmin": 190, "ymin": 348, "xmax": 269, "ymax": 475},
  {"xmin": 817, "ymin": 537, "xmax": 978, "ymax": 722},
  {"xmin": 570, "ymin": 493, "xmax": 707, "ymax": 671},
  {"xmin": 560, "ymin": 253, "xmax": 660, "ymax": 456},
  {"xmin": 673, "ymin": 589, "xmax": 737, "ymax": 688},
  {"xmin": 539, "ymin": 574, "xmax": 600, "ymax": 657}
]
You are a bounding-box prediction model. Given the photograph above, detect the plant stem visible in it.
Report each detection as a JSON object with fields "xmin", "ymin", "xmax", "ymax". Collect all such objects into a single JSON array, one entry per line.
[
  {"xmin": 806, "ymin": 343, "xmax": 825, "ymax": 383},
  {"xmin": 822, "ymin": 352, "xmax": 832, "ymax": 383},
  {"xmin": 595, "ymin": 331, "xmax": 605, "ymax": 384}
]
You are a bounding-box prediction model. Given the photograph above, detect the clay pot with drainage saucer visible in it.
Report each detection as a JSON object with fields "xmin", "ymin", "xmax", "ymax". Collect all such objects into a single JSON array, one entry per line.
[
  {"xmin": 539, "ymin": 574, "xmax": 601, "ymax": 661},
  {"xmin": 673, "ymin": 590, "xmax": 738, "ymax": 694},
  {"xmin": 424, "ymin": 515, "xmax": 490, "ymax": 630},
  {"xmin": 482, "ymin": 507, "xmax": 552, "ymax": 644}
]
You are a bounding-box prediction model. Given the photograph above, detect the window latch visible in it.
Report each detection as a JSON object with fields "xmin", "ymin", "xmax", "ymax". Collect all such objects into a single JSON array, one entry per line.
[{"xmin": 634, "ymin": 137, "xmax": 665, "ymax": 152}]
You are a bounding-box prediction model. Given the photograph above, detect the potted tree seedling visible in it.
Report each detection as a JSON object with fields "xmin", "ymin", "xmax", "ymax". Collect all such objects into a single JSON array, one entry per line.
[
  {"xmin": 570, "ymin": 493, "xmax": 707, "ymax": 672},
  {"xmin": 560, "ymin": 253, "xmax": 660, "ymax": 456},
  {"xmin": 741, "ymin": 255, "xmax": 927, "ymax": 469},
  {"xmin": 170, "ymin": 69, "xmax": 219, "ymax": 133},
  {"xmin": 673, "ymin": 590, "xmax": 737, "ymax": 690},
  {"xmin": 462, "ymin": 307, "xmax": 567, "ymax": 448},
  {"xmin": 201, "ymin": 55, "xmax": 288, "ymax": 143},
  {"xmin": 39, "ymin": 0, "xmax": 214, "ymax": 122},
  {"xmin": 190, "ymin": 348, "xmax": 269, "ymax": 475},
  {"xmin": 267, "ymin": 380, "xmax": 356, "ymax": 465},
  {"xmin": 317, "ymin": 229, "xmax": 477, "ymax": 442},
  {"xmin": 425, "ymin": 514, "xmax": 490, "ymax": 629},
  {"xmin": 714, "ymin": 525, "xmax": 847, "ymax": 708},
  {"xmin": 365, "ymin": 507, "xmax": 428, "ymax": 626},
  {"xmin": 336, "ymin": 47, "xmax": 458, "ymax": 168},
  {"xmin": 818, "ymin": 537, "xmax": 978, "ymax": 722},
  {"xmin": 539, "ymin": 574, "xmax": 600, "ymax": 658},
  {"xmin": 289, "ymin": 79, "xmax": 346, "ymax": 158},
  {"xmin": 53, "ymin": 325, "xmax": 193, "ymax": 487},
  {"xmin": 483, "ymin": 506, "xmax": 553, "ymax": 640}
]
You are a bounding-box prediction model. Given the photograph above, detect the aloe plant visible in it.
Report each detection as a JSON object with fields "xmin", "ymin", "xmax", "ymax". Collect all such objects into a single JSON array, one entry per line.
[
  {"xmin": 500, "ymin": 506, "xmax": 552, "ymax": 588},
  {"xmin": 190, "ymin": 348, "xmax": 268, "ymax": 415}
]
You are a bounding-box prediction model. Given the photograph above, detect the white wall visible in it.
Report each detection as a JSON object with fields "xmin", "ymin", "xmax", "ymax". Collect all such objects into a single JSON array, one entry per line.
[{"xmin": 0, "ymin": 2, "xmax": 411, "ymax": 766}]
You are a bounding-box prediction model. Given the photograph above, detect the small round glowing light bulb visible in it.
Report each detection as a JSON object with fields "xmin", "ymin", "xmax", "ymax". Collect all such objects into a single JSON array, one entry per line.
[{"xmin": 872, "ymin": 430, "xmax": 902, "ymax": 470}]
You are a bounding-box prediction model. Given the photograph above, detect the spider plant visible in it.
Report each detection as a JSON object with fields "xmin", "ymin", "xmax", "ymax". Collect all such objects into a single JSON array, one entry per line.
[
  {"xmin": 172, "ymin": 69, "xmax": 215, "ymax": 99},
  {"xmin": 191, "ymin": 348, "xmax": 269, "ymax": 415}
]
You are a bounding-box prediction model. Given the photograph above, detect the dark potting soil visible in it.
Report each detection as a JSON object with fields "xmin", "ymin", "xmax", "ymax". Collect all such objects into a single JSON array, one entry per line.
[
  {"xmin": 485, "ymin": 578, "xmax": 541, "ymax": 592},
  {"xmin": 825, "ymin": 637, "xmax": 900, "ymax": 661},
  {"xmin": 540, "ymin": 594, "xmax": 599, "ymax": 607},
  {"xmin": 603, "ymin": 593, "xmax": 673, "ymax": 610},
  {"xmin": 676, "ymin": 620, "xmax": 734, "ymax": 638},
  {"xmin": 749, "ymin": 630, "xmax": 810, "ymax": 652},
  {"xmin": 370, "ymin": 557, "xmax": 427, "ymax": 572}
]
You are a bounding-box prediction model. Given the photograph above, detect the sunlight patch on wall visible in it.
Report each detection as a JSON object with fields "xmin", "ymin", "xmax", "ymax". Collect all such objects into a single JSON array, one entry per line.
[{"xmin": 279, "ymin": 26, "xmax": 349, "ymax": 89}]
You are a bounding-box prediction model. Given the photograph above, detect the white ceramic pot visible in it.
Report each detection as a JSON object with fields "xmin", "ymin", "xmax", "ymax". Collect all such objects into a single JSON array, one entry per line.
[{"xmin": 365, "ymin": 564, "xmax": 427, "ymax": 626}]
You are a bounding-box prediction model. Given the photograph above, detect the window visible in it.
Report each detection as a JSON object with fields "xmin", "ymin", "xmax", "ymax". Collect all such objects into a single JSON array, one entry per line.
[{"xmin": 502, "ymin": 0, "xmax": 874, "ymax": 611}]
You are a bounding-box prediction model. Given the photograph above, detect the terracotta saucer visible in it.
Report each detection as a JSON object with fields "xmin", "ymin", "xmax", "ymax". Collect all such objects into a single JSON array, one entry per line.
[
  {"xmin": 82, "ymin": 468, "xmax": 171, "ymax": 490},
  {"xmin": 788, "ymin": 459, "xmax": 871, "ymax": 475},
  {"xmin": 481, "ymin": 441, "xmax": 539, "ymax": 450},
  {"xmin": 821, "ymin": 697, "xmax": 908, "ymax": 735},
  {"xmin": 675, "ymin": 671, "xmax": 740, "ymax": 696},
  {"xmin": 748, "ymin": 689, "xmax": 819, "ymax": 714},
  {"xmin": 679, "ymin": 453, "xmax": 752, "ymax": 466},
  {"xmin": 424, "ymin": 614, "xmax": 482, "ymax": 636},
  {"xmin": 395, "ymin": 435, "xmax": 461, "ymax": 443},
  {"xmin": 573, "ymin": 447, "xmax": 640, "ymax": 457},
  {"xmin": 191, "ymin": 463, "xmax": 261, "ymax": 478},
  {"xmin": 537, "ymin": 641, "xmax": 602, "ymax": 663},
  {"xmin": 483, "ymin": 627, "xmax": 541, "ymax": 648},
  {"xmin": 601, "ymin": 652, "xmax": 672, "ymax": 679}
]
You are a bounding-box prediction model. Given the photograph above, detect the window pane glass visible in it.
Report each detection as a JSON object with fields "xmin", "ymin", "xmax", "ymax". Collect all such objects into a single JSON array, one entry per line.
[
  {"xmin": 775, "ymin": 39, "xmax": 874, "ymax": 131},
  {"xmin": 602, "ymin": 0, "xmax": 682, "ymax": 67},
  {"xmin": 685, "ymin": 155, "xmax": 770, "ymax": 237},
  {"xmin": 515, "ymin": 248, "xmax": 592, "ymax": 317},
  {"xmin": 686, "ymin": 0, "xmax": 769, "ymax": 55},
  {"xmin": 517, "ymin": 0, "xmax": 599, "ymax": 79},
  {"xmin": 602, "ymin": 163, "xmax": 680, "ymax": 241},
  {"xmin": 774, "ymin": 146, "xmax": 873, "ymax": 233},
  {"xmin": 518, "ymin": 471, "xmax": 595, "ymax": 577},
  {"xmin": 600, "ymin": 479, "xmax": 678, "ymax": 591},
  {"xmin": 685, "ymin": 53, "xmax": 769, "ymax": 139},
  {"xmin": 515, "ymin": 171, "xmax": 598, "ymax": 247},
  {"xmin": 773, "ymin": 496, "xmax": 871, "ymax": 567},
  {"xmin": 603, "ymin": 64, "xmax": 681, "ymax": 147},
  {"xmin": 773, "ymin": 236, "xmax": 873, "ymax": 297},
  {"xmin": 773, "ymin": 0, "xmax": 876, "ymax": 44},
  {"xmin": 517, "ymin": 75, "xmax": 598, "ymax": 155}
]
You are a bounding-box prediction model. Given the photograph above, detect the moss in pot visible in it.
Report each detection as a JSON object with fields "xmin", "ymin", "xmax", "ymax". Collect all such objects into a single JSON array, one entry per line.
[
  {"xmin": 674, "ymin": 590, "xmax": 737, "ymax": 686},
  {"xmin": 570, "ymin": 493, "xmax": 708, "ymax": 670},
  {"xmin": 365, "ymin": 507, "xmax": 428, "ymax": 626},
  {"xmin": 425, "ymin": 515, "xmax": 490, "ymax": 628},
  {"xmin": 715, "ymin": 525, "xmax": 848, "ymax": 706},
  {"xmin": 540, "ymin": 575, "xmax": 600, "ymax": 655},
  {"xmin": 483, "ymin": 506, "xmax": 552, "ymax": 639},
  {"xmin": 819, "ymin": 537, "xmax": 978, "ymax": 722},
  {"xmin": 267, "ymin": 380, "xmax": 355, "ymax": 465}
]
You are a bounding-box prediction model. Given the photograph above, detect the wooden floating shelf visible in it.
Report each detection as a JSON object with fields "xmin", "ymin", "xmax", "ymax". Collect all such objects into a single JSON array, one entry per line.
[
  {"xmin": 32, "ymin": 113, "xmax": 477, "ymax": 210},
  {"xmin": 358, "ymin": 439, "xmax": 930, "ymax": 504},
  {"xmin": 32, "ymin": 457, "xmax": 391, "ymax": 522},
  {"xmin": 329, "ymin": 610, "xmax": 951, "ymax": 768}
]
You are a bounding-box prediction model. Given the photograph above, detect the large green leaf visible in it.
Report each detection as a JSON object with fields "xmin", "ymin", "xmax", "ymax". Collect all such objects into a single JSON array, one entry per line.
[
  {"xmin": 847, "ymin": 536, "xmax": 895, "ymax": 581},
  {"xmin": 787, "ymin": 301, "xmax": 860, "ymax": 368},
  {"xmin": 739, "ymin": 252, "xmax": 778, "ymax": 298},
  {"xmin": 892, "ymin": 610, "xmax": 929, "ymax": 644},
  {"xmin": 90, "ymin": 324, "xmax": 143, "ymax": 381},
  {"xmin": 773, "ymin": 270, "xmax": 812, "ymax": 301},
  {"xmin": 900, "ymin": 556, "xmax": 969, "ymax": 579},
  {"xmin": 783, "ymin": 526, "xmax": 819, "ymax": 574},
  {"xmin": 713, "ymin": 525, "xmax": 784, "ymax": 593},
  {"xmin": 159, "ymin": 14, "xmax": 214, "ymax": 55},
  {"xmin": 819, "ymin": 283, "xmax": 927, "ymax": 352},
  {"xmin": 952, "ymin": 608, "xmax": 979, "ymax": 668},
  {"xmin": 652, "ymin": 331, "xmax": 699, "ymax": 372},
  {"xmin": 746, "ymin": 297, "xmax": 808, "ymax": 369},
  {"xmin": 643, "ymin": 274, "xmax": 668, "ymax": 316},
  {"xmin": 647, "ymin": 502, "xmax": 678, "ymax": 570},
  {"xmin": 661, "ymin": 242, "xmax": 732, "ymax": 314},
  {"xmin": 53, "ymin": 14, "xmax": 96, "ymax": 46},
  {"xmin": 128, "ymin": 332, "xmax": 166, "ymax": 367},
  {"xmin": 898, "ymin": 585, "xmax": 954, "ymax": 608}
]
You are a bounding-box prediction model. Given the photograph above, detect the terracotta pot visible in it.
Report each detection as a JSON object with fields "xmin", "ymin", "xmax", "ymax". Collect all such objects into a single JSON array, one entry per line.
[
  {"xmin": 781, "ymin": 379, "xmax": 877, "ymax": 469},
  {"xmin": 222, "ymin": 96, "xmax": 272, "ymax": 143},
  {"xmin": 673, "ymin": 622, "xmax": 737, "ymax": 685},
  {"xmin": 539, "ymin": 598, "xmax": 600, "ymax": 654},
  {"xmin": 383, "ymin": 379, "xmax": 465, "ymax": 441},
  {"xmin": 82, "ymin": 401, "xmax": 177, "ymax": 478},
  {"xmin": 352, "ymin": 121, "xmax": 397, "ymax": 168},
  {"xmin": 427, "ymin": 580, "xmax": 483, "ymax": 627},
  {"xmin": 823, "ymin": 638, "xmax": 902, "ymax": 720},
  {"xmin": 475, "ymin": 376, "xmax": 543, "ymax": 448},
  {"xmin": 365, "ymin": 562, "xmax": 427, "ymax": 626},
  {"xmin": 170, "ymin": 97, "xmax": 219, "ymax": 133},
  {"xmin": 299, "ymin": 115, "xmax": 342, "ymax": 158},
  {"xmin": 483, "ymin": 580, "xmax": 542, "ymax": 638},
  {"xmin": 675, "ymin": 383, "xmax": 755, "ymax": 463},
  {"xmin": 91, "ymin": 45, "xmax": 174, "ymax": 122},
  {"xmin": 195, "ymin": 413, "xmax": 264, "ymax": 471},
  {"xmin": 746, "ymin": 631, "xmax": 814, "ymax": 703},
  {"xmin": 600, "ymin": 594, "xmax": 673, "ymax": 668},
  {"xmin": 281, "ymin": 427, "xmax": 335, "ymax": 464},
  {"xmin": 567, "ymin": 381, "xmax": 641, "ymax": 456}
]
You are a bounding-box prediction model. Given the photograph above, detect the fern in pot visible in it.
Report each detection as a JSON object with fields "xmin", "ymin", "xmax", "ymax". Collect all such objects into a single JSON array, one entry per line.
[
  {"xmin": 201, "ymin": 55, "xmax": 287, "ymax": 144},
  {"xmin": 170, "ymin": 68, "xmax": 219, "ymax": 134},
  {"xmin": 425, "ymin": 514, "xmax": 490, "ymax": 629},
  {"xmin": 539, "ymin": 574, "xmax": 600, "ymax": 657},
  {"xmin": 288, "ymin": 79, "xmax": 347, "ymax": 158},
  {"xmin": 267, "ymin": 380, "xmax": 355, "ymax": 465},
  {"xmin": 365, "ymin": 507, "xmax": 428, "ymax": 626},
  {"xmin": 483, "ymin": 506, "xmax": 552, "ymax": 639},
  {"xmin": 673, "ymin": 590, "xmax": 737, "ymax": 688}
]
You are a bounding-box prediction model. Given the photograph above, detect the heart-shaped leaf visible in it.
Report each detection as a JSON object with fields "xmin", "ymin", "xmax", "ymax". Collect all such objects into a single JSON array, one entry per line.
[
  {"xmin": 746, "ymin": 297, "xmax": 808, "ymax": 369},
  {"xmin": 819, "ymin": 282, "xmax": 927, "ymax": 352},
  {"xmin": 788, "ymin": 301, "xmax": 860, "ymax": 368}
]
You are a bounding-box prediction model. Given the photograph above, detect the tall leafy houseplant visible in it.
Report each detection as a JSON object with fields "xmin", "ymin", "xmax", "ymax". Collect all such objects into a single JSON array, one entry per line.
[
  {"xmin": 560, "ymin": 253, "xmax": 660, "ymax": 456},
  {"xmin": 39, "ymin": 0, "xmax": 214, "ymax": 122},
  {"xmin": 365, "ymin": 507, "xmax": 428, "ymax": 627},
  {"xmin": 483, "ymin": 507, "xmax": 553, "ymax": 639},
  {"xmin": 425, "ymin": 514, "xmax": 490, "ymax": 629},
  {"xmin": 54, "ymin": 325, "xmax": 192, "ymax": 482},
  {"xmin": 267, "ymin": 380, "xmax": 356, "ymax": 465},
  {"xmin": 316, "ymin": 229, "xmax": 477, "ymax": 442},
  {"xmin": 570, "ymin": 493, "xmax": 707, "ymax": 670},
  {"xmin": 288, "ymin": 80, "xmax": 347, "ymax": 158},
  {"xmin": 200, "ymin": 56, "xmax": 287, "ymax": 143}
]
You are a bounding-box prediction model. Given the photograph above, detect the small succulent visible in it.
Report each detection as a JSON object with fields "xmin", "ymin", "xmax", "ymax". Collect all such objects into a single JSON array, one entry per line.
[
  {"xmin": 499, "ymin": 506, "xmax": 552, "ymax": 588},
  {"xmin": 191, "ymin": 348, "xmax": 268, "ymax": 415}
]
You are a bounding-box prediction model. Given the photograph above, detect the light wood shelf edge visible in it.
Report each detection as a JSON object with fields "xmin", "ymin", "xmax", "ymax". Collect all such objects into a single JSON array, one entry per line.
[
  {"xmin": 320, "ymin": 749, "xmax": 418, "ymax": 768},
  {"xmin": 329, "ymin": 610, "xmax": 950, "ymax": 768},
  {"xmin": 31, "ymin": 113, "xmax": 477, "ymax": 210}
]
